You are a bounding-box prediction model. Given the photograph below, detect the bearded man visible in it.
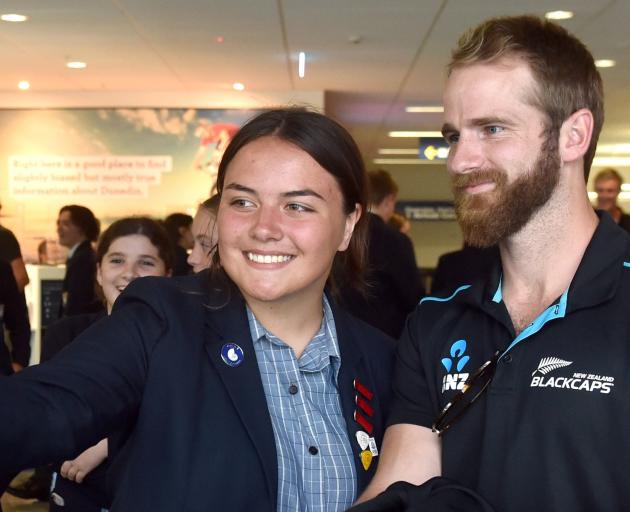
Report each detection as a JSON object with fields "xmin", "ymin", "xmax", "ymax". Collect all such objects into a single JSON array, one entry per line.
[{"xmin": 354, "ymin": 15, "xmax": 630, "ymax": 512}]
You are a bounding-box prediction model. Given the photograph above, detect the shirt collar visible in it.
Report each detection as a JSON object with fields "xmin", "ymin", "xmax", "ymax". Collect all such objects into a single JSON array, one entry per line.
[
  {"xmin": 483, "ymin": 211, "xmax": 629, "ymax": 313},
  {"xmin": 67, "ymin": 240, "xmax": 84, "ymax": 259},
  {"xmin": 246, "ymin": 295, "xmax": 341, "ymax": 374}
]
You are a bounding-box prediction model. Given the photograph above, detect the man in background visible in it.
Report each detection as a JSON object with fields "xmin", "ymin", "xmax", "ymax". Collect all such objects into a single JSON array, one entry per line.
[
  {"xmin": 594, "ymin": 167, "xmax": 630, "ymax": 232},
  {"xmin": 0, "ymin": 201, "xmax": 29, "ymax": 291},
  {"xmin": 340, "ymin": 169, "xmax": 424, "ymax": 338}
]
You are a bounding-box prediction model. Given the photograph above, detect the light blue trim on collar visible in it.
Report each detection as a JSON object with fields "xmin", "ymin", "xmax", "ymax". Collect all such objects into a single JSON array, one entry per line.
[
  {"xmin": 492, "ymin": 276, "xmax": 503, "ymax": 303},
  {"xmin": 419, "ymin": 284, "xmax": 471, "ymax": 305},
  {"xmin": 501, "ymin": 287, "xmax": 569, "ymax": 357},
  {"xmin": 624, "ymin": 261, "xmax": 630, "ymax": 268}
]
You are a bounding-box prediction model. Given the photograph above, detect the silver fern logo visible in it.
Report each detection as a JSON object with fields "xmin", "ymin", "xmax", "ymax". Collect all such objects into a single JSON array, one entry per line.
[{"xmin": 531, "ymin": 357, "xmax": 573, "ymax": 376}]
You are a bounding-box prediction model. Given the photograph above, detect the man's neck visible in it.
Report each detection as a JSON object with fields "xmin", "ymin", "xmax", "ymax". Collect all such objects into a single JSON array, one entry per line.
[{"xmin": 499, "ymin": 180, "xmax": 598, "ymax": 334}]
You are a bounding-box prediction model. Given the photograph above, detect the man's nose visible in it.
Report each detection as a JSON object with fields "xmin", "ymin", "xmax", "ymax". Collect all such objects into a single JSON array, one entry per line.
[{"xmin": 447, "ymin": 134, "xmax": 484, "ymax": 175}]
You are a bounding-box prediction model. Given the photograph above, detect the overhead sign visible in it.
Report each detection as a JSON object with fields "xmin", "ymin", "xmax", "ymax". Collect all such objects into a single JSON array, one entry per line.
[
  {"xmin": 397, "ymin": 201, "xmax": 456, "ymax": 222},
  {"xmin": 418, "ymin": 137, "xmax": 449, "ymax": 161}
]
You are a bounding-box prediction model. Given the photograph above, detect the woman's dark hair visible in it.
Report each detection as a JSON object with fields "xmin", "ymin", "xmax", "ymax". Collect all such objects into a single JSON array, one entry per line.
[
  {"xmin": 163, "ymin": 213, "xmax": 193, "ymax": 244},
  {"xmin": 214, "ymin": 107, "xmax": 368, "ymax": 294},
  {"xmin": 200, "ymin": 194, "xmax": 220, "ymax": 215},
  {"xmin": 59, "ymin": 205, "xmax": 100, "ymax": 242},
  {"xmin": 96, "ymin": 217, "xmax": 174, "ymax": 273}
]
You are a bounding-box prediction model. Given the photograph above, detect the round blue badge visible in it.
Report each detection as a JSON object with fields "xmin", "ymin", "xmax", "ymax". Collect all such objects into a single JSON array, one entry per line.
[{"xmin": 220, "ymin": 343, "xmax": 244, "ymax": 367}]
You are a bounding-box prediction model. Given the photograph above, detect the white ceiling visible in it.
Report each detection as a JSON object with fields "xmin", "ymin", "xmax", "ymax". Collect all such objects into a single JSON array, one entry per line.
[{"xmin": 0, "ymin": 0, "xmax": 629, "ymax": 190}]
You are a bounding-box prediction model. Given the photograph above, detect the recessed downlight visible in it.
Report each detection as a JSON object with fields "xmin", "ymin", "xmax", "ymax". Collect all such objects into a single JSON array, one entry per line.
[
  {"xmin": 405, "ymin": 106, "xmax": 444, "ymax": 113},
  {"xmin": 232, "ymin": 82, "xmax": 245, "ymax": 91},
  {"xmin": 1, "ymin": 13, "xmax": 28, "ymax": 22},
  {"xmin": 67, "ymin": 61, "xmax": 87, "ymax": 69},
  {"xmin": 388, "ymin": 131, "xmax": 443, "ymax": 138},
  {"xmin": 595, "ymin": 59, "xmax": 616, "ymax": 68},
  {"xmin": 298, "ymin": 52, "xmax": 306, "ymax": 79},
  {"xmin": 18, "ymin": 81, "xmax": 30, "ymax": 90},
  {"xmin": 544, "ymin": 10, "xmax": 574, "ymax": 20}
]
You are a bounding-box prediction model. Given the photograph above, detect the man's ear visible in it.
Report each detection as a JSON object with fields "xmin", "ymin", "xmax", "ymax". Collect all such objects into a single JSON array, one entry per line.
[{"xmin": 558, "ymin": 108, "xmax": 594, "ymax": 164}]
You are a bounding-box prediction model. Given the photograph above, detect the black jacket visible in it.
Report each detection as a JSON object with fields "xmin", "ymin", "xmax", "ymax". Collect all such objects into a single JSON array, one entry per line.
[
  {"xmin": 0, "ymin": 272, "xmax": 394, "ymax": 511},
  {"xmin": 61, "ymin": 240, "xmax": 102, "ymax": 317},
  {"xmin": 340, "ymin": 213, "xmax": 424, "ymax": 338},
  {"xmin": 0, "ymin": 259, "xmax": 30, "ymax": 375}
]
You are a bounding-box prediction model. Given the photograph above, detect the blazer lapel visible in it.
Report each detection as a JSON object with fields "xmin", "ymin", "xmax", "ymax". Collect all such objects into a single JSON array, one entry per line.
[
  {"xmin": 332, "ymin": 301, "xmax": 377, "ymax": 493},
  {"xmin": 203, "ymin": 289, "xmax": 278, "ymax": 508}
]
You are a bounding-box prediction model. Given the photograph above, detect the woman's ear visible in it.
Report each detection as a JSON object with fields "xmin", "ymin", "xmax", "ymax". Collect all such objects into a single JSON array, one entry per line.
[
  {"xmin": 558, "ymin": 108, "xmax": 594, "ymax": 165},
  {"xmin": 96, "ymin": 263, "xmax": 103, "ymax": 287},
  {"xmin": 338, "ymin": 203, "xmax": 362, "ymax": 252}
]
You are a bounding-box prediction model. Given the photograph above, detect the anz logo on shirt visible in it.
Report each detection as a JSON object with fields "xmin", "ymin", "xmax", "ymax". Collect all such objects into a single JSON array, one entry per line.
[{"xmin": 441, "ymin": 339, "xmax": 471, "ymax": 393}]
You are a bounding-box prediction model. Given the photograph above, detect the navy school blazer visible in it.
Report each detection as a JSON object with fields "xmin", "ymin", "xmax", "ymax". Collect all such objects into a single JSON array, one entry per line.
[{"xmin": 0, "ymin": 271, "xmax": 395, "ymax": 511}]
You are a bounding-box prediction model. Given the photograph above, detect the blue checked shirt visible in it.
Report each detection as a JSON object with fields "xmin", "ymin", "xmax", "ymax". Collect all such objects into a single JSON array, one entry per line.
[{"xmin": 247, "ymin": 296, "xmax": 357, "ymax": 511}]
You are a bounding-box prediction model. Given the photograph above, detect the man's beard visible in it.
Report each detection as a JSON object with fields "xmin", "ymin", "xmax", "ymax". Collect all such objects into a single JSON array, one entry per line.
[{"xmin": 451, "ymin": 137, "xmax": 560, "ymax": 247}]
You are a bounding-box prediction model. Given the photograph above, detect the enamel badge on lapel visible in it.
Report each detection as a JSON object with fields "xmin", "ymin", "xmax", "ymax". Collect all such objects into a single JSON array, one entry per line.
[
  {"xmin": 356, "ymin": 430, "xmax": 370, "ymax": 451},
  {"xmin": 220, "ymin": 343, "xmax": 244, "ymax": 367},
  {"xmin": 353, "ymin": 378, "xmax": 378, "ymax": 470},
  {"xmin": 360, "ymin": 450, "xmax": 373, "ymax": 470}
]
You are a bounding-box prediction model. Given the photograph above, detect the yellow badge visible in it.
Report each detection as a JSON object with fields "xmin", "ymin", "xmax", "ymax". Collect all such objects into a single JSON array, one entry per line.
[{"xmin": 360, "ymin": 449, "xmax": 373, "ymax": 471}]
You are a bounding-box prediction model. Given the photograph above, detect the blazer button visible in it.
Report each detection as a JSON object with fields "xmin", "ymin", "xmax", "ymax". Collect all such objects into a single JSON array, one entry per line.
[{"xmin": 503, "ymin": 354, "xmax": 512, "ymax": 364}]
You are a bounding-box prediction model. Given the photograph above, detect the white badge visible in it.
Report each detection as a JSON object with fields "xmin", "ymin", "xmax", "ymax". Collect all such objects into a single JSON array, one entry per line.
[
  {"xmin": 368, "ymin": 437, "xmax": 379, "ymax": 457},
  {"xmin": 355, "ymin": 430, "xmax": 370, "ymax": 451}
]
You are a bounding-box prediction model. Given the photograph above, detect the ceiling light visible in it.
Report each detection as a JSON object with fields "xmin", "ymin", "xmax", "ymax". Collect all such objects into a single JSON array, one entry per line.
[
  {"xmin": 18, "ymin": 81, "xmax": 30, "ymax": 90},
  {"xmin": 589, "ymin": 191, "xmax": 630, "ymax": 201},
  {"xmin": 66, "ymin": 61, "xmax": 87, "ymax": 69},
  {"xmin": 405, "ymin": 106, "xmax": 444, "ymax": 113},
  {"xmin": 298, "ymin": 52, "xmax": 306, "ymax": 79},
  {"xmin": 596, "ymin": 144, "xmax": 630, "ymax": 154},
  {"xmin": 1, "ymin": 13, "xmax": 28, "ymax": 22},
  {"xmin": 378, "ymin": 149, "xmax": 419, "ymax": 155},
  {"xmin": 216, "ymin": 36, "xmax": 224, "ymax": 43},
  {"xmin": 544, "ymin": 10, "xmax": 574, "ymax": 20},
  {"xmin": 388, "ymin": 131, "xmax": 443, "ymax": 138},
  {"xmin": 595, "ymin": 59, "xmax": 616, "ymax": 68},
  {"xmin": 373, "ymin": 158, "xmax": 443, "ymax": 165},
  {"xmin": 232, "ymin": 82, "xmax": 245, "ymax": 91},
  {"xmin": 592, "ymin": 156, "xmax": 630, "ymax": 166}
]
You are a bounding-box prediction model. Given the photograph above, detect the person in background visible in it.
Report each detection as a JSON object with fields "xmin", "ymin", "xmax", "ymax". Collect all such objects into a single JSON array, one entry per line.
[
  {"xmin": 357, "ymin": 15, "xmax": 629, "ymax": 512},
  {"xmin": 593, "ymin": 167, "xmax": 630, "ymax": 232},
  {"xmin": 388, "ymin": 212, "xmax": 411, "ymax": 236},
  {"xmin": 0, "ymin": 201, "xmax": 29, "ymax": 291},
  {"xmin": 45, "ymin": 217, "xmax": 172, "ymax": 512},
  {"xmin": 430, "ymin": 244, "xmax": 499, "ymax": 295},
  {"xmin": 57, "ymin": 205, "xmax": 102, "ymax": 317},
  {"xmin": 187, "ymin": 195, "xmax": 220, "ymax": 273},
  {"xmin": 340, "ymin": 169, "xmax": 424, "ymax": 339},
  {"xmin": 0, "ymin": 108, "xmax": 395, "ymax": 511},
  {"xmin": 0, "ymin": 259, "xmax": 30, "ymax": 375},
  {"xmin": 163, "ymin": 212, "xmax": 193, "ymax": 276}
]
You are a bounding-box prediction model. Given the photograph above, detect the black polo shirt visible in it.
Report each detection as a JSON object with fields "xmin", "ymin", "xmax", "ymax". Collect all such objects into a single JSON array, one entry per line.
[{"xmin": 389, "ymin": 213, "xmax": 630, "ymax": 512}]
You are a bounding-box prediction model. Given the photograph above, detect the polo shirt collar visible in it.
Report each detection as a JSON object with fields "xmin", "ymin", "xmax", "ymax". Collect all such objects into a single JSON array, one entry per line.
[{"xmin": 472, "ymin": 211, "xmax": 628, "ymax": 315}]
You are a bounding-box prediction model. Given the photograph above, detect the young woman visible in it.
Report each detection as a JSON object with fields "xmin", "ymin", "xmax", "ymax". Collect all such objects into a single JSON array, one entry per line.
[
  {"xmin": 0, "ymin": 108, "xmax": 395, "ymax": 511},
  {"xmin": 44, "ymin": 217, "xmax": 173, "ymax": 511},
  {"xmin": 187, "ymin": 194, "xmax": 219, "ymax": 273}
]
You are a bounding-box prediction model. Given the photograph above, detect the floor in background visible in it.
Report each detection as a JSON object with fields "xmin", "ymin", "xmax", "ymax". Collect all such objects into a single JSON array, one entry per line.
[{"xmin": 1, "ymin": 472, "xmax": 48, "ymax": 512}]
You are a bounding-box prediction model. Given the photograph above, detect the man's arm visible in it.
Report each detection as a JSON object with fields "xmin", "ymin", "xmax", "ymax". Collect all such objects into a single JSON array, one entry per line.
[
  {"xmin": 356, "ymin": 423, "xmax": 441, "ymax": 503},
  {"xmin": 10, "ymin": 257, "xmax": 29, "ymax": 292}
]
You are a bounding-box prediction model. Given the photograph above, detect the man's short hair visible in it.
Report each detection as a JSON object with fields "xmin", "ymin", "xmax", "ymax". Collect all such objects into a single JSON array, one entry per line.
[
  {"xmin": 368, "ymin": 169, "xmax": 399, "ymax": 206},
  {"xmin": 448, "ymin": 15, "xmax": 604, "ymax": 181},
  {"xmin": 594, "ymin": 168, "xmax": 623, "ymax": 189},
  {"xmin": 59, "ymin": 205, "xmax": 100, "ymax": 242}
]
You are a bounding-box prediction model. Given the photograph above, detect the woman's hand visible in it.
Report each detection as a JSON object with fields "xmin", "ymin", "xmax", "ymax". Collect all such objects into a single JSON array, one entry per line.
[{"xmin": 60, "ymin": 438, "xmax": 108, "ymax": 483}]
